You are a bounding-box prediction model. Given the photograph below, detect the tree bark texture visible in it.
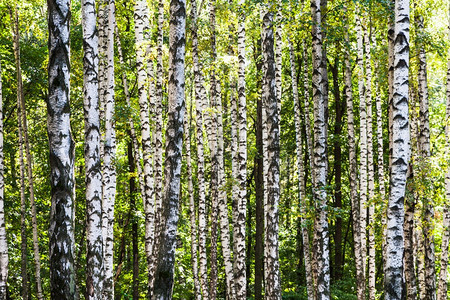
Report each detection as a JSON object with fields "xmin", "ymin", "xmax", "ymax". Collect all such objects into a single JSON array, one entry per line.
[
  {"xmin": 262, "ymin": 9, "xmax": 281, "ymax": 300},
  {"xmin": 385, "ymin": 0, "xmax": 410, "ymax": 298},
  {"xmin": 81, "ymin": 0, "xmax": 104, "ymax": 298},
  {"xmin": 152, "ymin": 0, "xmax": 185, "ymax": 296},
  {"xmin": 311, "ymin": 0, "xmax": 331, "ymax": 297},
  {"xmin": 47, "ymin": 0, "xmax": 77, "ymax": 297}
]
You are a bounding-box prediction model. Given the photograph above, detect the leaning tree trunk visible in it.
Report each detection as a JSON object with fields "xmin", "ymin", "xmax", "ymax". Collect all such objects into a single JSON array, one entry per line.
[
  {"xmin": 152, "ymin": 0, "xmax": 185, "ymax": 296},
  {"xmin": 438, "ymin": 7, "xmax": 450, "ymax": 299},
  {"xmin": 311, "ymin": 0, "xmax": 330, "ymax": 297},
  {"xmin": 288, "ymin": 34, "xmax": 314, "ymax": 300},
  {"xmin": 262, "ymin": 9, "xmax": 281, "ymax": 300},
  {"xmin": 0, "ymin": 61, "xmax": 7, "ymax": 300},
  {"xmin": 416, "ymin": 14, "xmax": 435, "ymax": 300},
  {"xmin": 47, "ymin": 0, "xmax": 77, "ymax": 297},
  {"xmin": 384, "ymin": 0, "xmax": 410, "ymax": 298},
  {"xmin": 10, "ymin": 7, "xmax": 43, "ymax": 299},
  {"xmin": 100, "ymin": 1, "xmax": 117, "ymax": 298},
  {"xmin": 343, "ymin": 6, "xmax": 364, "ymax": 300},
  {"xmin": 133, "ymin": 0, "xmax": 155, "ymax": 288},
  {"xmin": 81, "ymin": 0, "xmax": 103, "ymax": 298}
]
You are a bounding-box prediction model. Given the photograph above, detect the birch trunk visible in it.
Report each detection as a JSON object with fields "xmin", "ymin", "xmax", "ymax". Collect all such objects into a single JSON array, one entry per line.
[
  {"xmin": 100, "ymin": 2, "xmax": 117, "ymax": 298},
  {"xmin": 235, "ymin": 9, "xmax": 247, "ymax": 299},
  {"xmin": 262, "ymin": 9, "xmax": 281, "ymax": 300},
  {"xmin": 133, "ymin": 0, "xmax": 155, "ymax": 286},
  {"xmin": 438, "ymin": 7, "xmax": 450, "ymax": 299},
  {"xmin": 0, "ymin": 61, "xmax": 7, "ymax": 300},
  {"xmin": 364, "ymin": 22, "xmax": 376, "ymax": 300},
  {"xmin": 184, "ymin": 110, "xmax": 202, "ymax": 300},
  {"xmin": 311, "ymin": 0, "xmax": 330, "ymax": 297},
  {"xmin": 47, "ymin": 0, "xmax": 77, "ymax": 297},
  {"xmin": 190, "ymin": 1, "xmax": 211, "ymax": 297},
  {"xmin": 343, "ymin": 7, "xmax": 364, "ymax": 300},
  {"xmin": 81, "ymin": 0, "xmax": 103, "ymax": 298},
  {"xmin": 10, "ymin": 7, "xmax": 43, "ymax": 299},
  {"xmin": 152, "ymin": 0, "xmax": 185, "ymax": 296},
  {"xmin": 356, "ymin": 12, "xmax": 368, "ymax": 283},
  {"xmin": 385, "ymin": 0, "xmax": 410, "ymax": 298},
  {"xmin": 416, "ymin": 14, "xmax": 435, "ymax": 300},
  {"xmin": 288, "ymin": 36, "xmax": 314, "ymax": 300}
]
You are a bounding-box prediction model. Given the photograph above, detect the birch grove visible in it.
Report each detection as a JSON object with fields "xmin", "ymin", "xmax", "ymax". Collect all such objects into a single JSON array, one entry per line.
[{"xmin": 1, "ymin": 0, "xmax": 450, "ymax": 298}]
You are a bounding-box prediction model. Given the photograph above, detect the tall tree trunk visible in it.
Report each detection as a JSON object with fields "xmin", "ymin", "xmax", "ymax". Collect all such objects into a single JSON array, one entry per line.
[
  {"xmin": 0, "ymin": 61, "xmax": 7, "ymax": 300},
  {"xmin": 343, "ymin": 6, "xmax": 364, "ymax": 299},
  {"xmin": 262, "ymin": 9, "xmax": 281, "ymax": 299},
  {"xmin": 47, "ymin": 0, "xmax": 77, "ymax": 297},
  {"xmin": 364, "ymin": 21, "xmax": 376, "ymax": 300},
  {"xmin": 152, "ymin": 0, "xmax": 186, "ymax": 296},
  {"xmin": 356, "ymin": 12, "xmax": 368, "ymax": 286},
  {"xmin": 438, "ymin": 7, "xmax": 450, "ymax": 299},
  {"xmin": 133, "ymin": 0, "xmax": 156, "ymax": 291},
  {"xmin": 311, "ymin": 0, "xmax": 330, "ymax": 297},
  {"xmin": 288, "ymin": 35, "xmax": 314, "ymax": 300},
  {"xmin": 81, "ymin": 0, "xmax": 103, "ymax": 298},
  {"xmin": 10, "ymin": 7, "xmax": 43, "ymax": 299},
  {"xmin": 234, "ymin": 6, "xmax": 247, "ymax": 299},
  {"xmin": 385, "ymin": 0, "xmax": 410, "ymax": 298},
  {"xmin": 101, "ymin": 1, "xmax": 117, "ymax": 298},
  {"xmin": 190, "ymin": 0, "xmax": 211, "ymax": 297},
  {"xmin": 184, "ymin": 109, "xmax": 201, "ymax": 300},
  {"xmin": 416, "ymin": 13, "xmax": 435, "ymax": 300}
]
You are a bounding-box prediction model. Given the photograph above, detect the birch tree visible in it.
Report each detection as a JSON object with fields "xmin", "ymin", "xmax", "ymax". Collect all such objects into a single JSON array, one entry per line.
[
  {"xmin": 262, "ymin": 8, "xmax": 281, "ymax": 299},
  {"xmin": 385, "ymin": 0, "xmax": 410, "ymax": 298},
  {"xmin": 0, "ymin": 61, "xmax": 7, "ymax": 300},
  {"xmin": 47, "ymin": 0, "xmax": 77, "ymax": 297},
  {"xmin": 81, "ymin": 0, "xmax": 103, "ymax": 298},
  {"xmin": 311, "ymin": 0, "xmax": 330, "ymax": 297},
  {"xmin": 152, "ymin": 0, "xmax": 186, "ymax": 296}
]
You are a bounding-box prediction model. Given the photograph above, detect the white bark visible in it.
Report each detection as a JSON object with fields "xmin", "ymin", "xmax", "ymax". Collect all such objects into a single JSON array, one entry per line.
[
  {"xmin": 0, "ymin": 62, "xmax": 7, "ymax": 300},
  {"xmin": 47, "ymin": 0, "xmax": 77, "ymax": 297},
  {"xmin": 385, "ymin": 0, "xmax": 410, "ymax": 298},
  {"xmin": 81, "ymin": 0, "xmax": 104, "ymax": 298},
  {"xmin": 133, "ymin": 0, "xmax": 155, "ymax": 284},
  {"xmin": 152, "ymin": 0, "xmax": 185, "ymax": 296},
  {"xmin": 311, "ymin": 0, "xmax": 330, "ymax": 297},
  {"xmin": 262, "ymin": 9, "xmax": 281, "ymax": 300}
]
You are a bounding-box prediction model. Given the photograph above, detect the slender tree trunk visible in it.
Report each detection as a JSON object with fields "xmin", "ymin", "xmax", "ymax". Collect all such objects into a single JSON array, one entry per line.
[
  {"xmin": 0, "ymin": 61, "xmax": 7, "ymax": 300},
  {"xmin": 262, "ymin": 9, "xmax": 281, "ymax": 300},
  {"xmin": 47, "ymin": 0, "xmax": 77, "ymax": 297},
  {"xmin": 101, "ymin": 1, "xmax": 117, "ymax": 298},
  {"xmin": 288, "ymin": 36, "xmax": 314, "ymax": 300},
  {"xmin": 209, "ymin": 2, "xmax": 219, "ymax": 297},
  {"xmin": 10, "ymin": 7, "xmax": 43, "ymax": 299},
  {"xmin": 385, "ymin": 0, "xmax": 410, "ymax": 298},
  {"xmin": 438, "ymin": 7, "xmax": 450, "ymax": 299},
  {"xmin": 416, "ymin": 14, "xmax": 435, "ymax": 300},
  {"xmin": 364, "ymin": 22, "xmax": 376, "ymax": 300},
  {"xmin": 311, "ymin": 0, "xmax": 330, "ymax": 297},
  {"xmin": 184, "ymin": 109, "xmax": 201, "ymax": 300},
  {"xmin": 234, "ymin": 7, "xmax": 247, "ymax": 299},
  {"xmin": 152, "ymin": 0, "xmax": 186, "ymax": 296},
  {"xmin": 343, "ymin": 7, "xmax": 364, "ymax": 300},
  {"xmin": 81, "ymin": 0, "xmax": 103, "ymax": 298},
  {"xmin": 133, "ymin": 0, "xmax": 156, "ymax": 290}
]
